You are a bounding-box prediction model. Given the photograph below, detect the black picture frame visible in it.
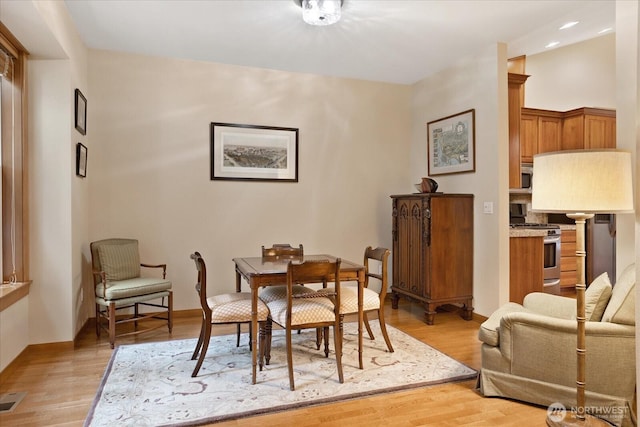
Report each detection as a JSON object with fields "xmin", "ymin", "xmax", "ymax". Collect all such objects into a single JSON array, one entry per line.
[
  {"xmin": 75, "ymin": 88, "xmax": 87, "ymax": 135},
  {"xmin": 210, "ymin": 122, "xmax": 299, "ymax": 182},
  {"xmin": 76, "ymin": 142, "xmax": 87, "ymax": 177}
]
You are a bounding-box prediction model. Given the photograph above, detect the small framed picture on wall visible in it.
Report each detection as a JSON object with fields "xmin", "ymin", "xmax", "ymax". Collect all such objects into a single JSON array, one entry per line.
[
  {"xmin": 75, "ymin": 88, "xmax": 87, "ymax": 135},
  {"xmin": 76, "ymin": 143, "xmax": 87, "ymax": 177}
]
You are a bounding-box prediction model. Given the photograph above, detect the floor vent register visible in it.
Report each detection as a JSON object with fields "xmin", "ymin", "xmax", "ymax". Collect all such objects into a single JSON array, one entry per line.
[{"xmin": 0, "ymin": 391, "xmax": 27, "ymax": 413}]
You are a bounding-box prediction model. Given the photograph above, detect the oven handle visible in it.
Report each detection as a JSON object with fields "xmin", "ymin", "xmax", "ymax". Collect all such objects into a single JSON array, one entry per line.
[{"xmin": 543, "ymin": 234, "xmax": 561, "ymax": 243}]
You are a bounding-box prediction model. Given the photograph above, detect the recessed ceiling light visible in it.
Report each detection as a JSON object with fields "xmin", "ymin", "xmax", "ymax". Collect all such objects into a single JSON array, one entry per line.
[
  {"xmin": 545, "ymin": 41, "xmax": 560, "ymax": 49},
  {"xmin": 559, "ymin": 21, "xmax": 579, "ymax": 30},
  {"xmin": 598, "ymin": 27, "xmax": 613, "ymax": 34}
]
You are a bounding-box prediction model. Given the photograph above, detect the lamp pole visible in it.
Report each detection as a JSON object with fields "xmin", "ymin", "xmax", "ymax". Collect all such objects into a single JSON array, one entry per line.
[
  {"xmin": 547, "ymin": 213, "xmax": 608, "ymax": 426},
  {"xmin": 568, "ymin": 213, "xmax": 591, "ymax": 420}
]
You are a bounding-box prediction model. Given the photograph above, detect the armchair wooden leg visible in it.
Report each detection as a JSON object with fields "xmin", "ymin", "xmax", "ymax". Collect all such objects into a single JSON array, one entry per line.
[
  {"xmin": 236, "ymin": 323, "xmax": 241, "ymax": 347},
  {"xmin": 108, "ymin": 303, "xmax": 116, "ymax": 349},
  {"xmin": 134, "ymin": 303, "xmax": 139, "ymax": 331},
  {"xmin": 167, "ymin": 291, "xmax": 173, "ymax": 333},
  {"xmin": 95, "ymin": 303, "xmax": 101, "ymax": 337}
]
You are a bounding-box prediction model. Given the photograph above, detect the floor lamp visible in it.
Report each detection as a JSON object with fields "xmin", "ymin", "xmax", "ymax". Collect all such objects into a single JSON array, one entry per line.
[{"xmin": 532, "ymin": 149, "xmax": 634, "ymax": 426}]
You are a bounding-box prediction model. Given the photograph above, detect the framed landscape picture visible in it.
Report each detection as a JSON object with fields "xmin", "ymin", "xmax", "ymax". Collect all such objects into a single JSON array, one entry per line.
[
  {"xmin": 427, "ymin": 109, "xmax": 475, "ymax": 176},
  {"xmin": 210, "ymin": 122, "xmax": 298, "ymax": 182}
]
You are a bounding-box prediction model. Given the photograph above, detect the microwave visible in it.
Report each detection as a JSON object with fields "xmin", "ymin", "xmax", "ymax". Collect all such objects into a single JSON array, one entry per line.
[
  {"xmin": 510, "ymin": 164, "xmax": 533, "ymax": 193},
  {"xmin": 521, "ymin": 164, "xmax": 533, "ymax": 189}
]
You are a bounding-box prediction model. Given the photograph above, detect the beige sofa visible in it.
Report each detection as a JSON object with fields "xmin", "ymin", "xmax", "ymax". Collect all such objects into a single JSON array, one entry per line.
[{"xmin": 477, "ymin": 264, "xmax": 636, "ymax": 427}]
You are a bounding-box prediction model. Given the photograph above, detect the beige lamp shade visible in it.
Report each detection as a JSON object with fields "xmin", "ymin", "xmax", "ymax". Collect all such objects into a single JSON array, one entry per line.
[{"xmin": 532, "ymin": 149, "xmax": 634, "ymax": 214}]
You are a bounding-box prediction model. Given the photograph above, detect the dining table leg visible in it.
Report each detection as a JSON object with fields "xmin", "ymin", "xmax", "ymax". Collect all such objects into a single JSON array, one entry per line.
[
  {"xmin": 250, "ymin": 278, "xmax": 258, "ymax": 384},
  {"xmin": 358, "ymin": 269, "xmax": 364, "ymax": 369},
  {"xmin": 235, "ymin": 270, "xmax": 242, "ymax": 347}
]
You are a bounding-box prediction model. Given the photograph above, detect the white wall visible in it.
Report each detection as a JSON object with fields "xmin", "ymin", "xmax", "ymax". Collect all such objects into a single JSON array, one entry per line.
[
  {"xmin": 615, "ymin": 1, "xmax": 639, "ymax": 280},
  {"xmin": 0, "ymin": 296, "xmax": 28, "ymax": 372},
  {"xmin": 525, "ymin": 34, "xmax": 616, "ymax": 111},
  {"xmin": 614, "ymin": 0, "xmax": 640, "ymax": 416},
  {"xmin": 32, "ymin": 0, "xmax": 90, "ymax": 339},
  {"xmin": 28, "ymin": 59, "xmax": 73, "ymax": 344},
  {"xmin": 410, "ymin": 44, "xmax": 510, "ymax": 316},
  {"xmin": 88, "ymin": 50, "xmax": 412, "ymax": 311}
]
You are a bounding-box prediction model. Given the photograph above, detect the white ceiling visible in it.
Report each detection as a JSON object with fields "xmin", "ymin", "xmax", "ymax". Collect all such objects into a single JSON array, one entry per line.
[{"xmin": 27, "ymin": 1, "xmax": 621, "ymax": 84}]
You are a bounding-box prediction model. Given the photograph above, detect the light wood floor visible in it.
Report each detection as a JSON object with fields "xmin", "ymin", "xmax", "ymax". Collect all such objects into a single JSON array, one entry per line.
[{"xmin": 0, "ymin": 300, "xmax": 547, "ymax": 426}]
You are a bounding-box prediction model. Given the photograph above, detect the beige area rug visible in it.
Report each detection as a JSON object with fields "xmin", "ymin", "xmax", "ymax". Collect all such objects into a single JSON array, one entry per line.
[{"xmin": 85, "ymin": 323, "xmax": 477, "ymax": 426}]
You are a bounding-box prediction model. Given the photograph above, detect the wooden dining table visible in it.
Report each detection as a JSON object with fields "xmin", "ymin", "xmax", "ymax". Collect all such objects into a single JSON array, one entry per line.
[{"xmin": 233, "ymin": 254, "xmax": 366, "ymax": 385}]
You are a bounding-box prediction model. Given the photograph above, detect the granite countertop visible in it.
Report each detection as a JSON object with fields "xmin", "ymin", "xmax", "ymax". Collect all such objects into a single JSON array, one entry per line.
[
  {"xmin": 509, "ymin": 222, "xmax": 576, "ymax": 237},
  {"xmin": 556, "ymin": 224, "xmax": 577, "ymax": 231},
  {"xmin": 509, "ymin": 229, "xmax": 548, "ymax": 238}
]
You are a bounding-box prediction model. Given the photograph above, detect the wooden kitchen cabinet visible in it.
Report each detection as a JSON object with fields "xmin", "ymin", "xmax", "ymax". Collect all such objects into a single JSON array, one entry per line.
[
  {"xmin": 390, "ymin": 193, "xmax": 474, "ymax": 325},
  {"xmin": 510, "ymin": 235, "xmax": 544, "ymax": 304},
  {"xmin": 520, "ymin": 113, "xmax": 538, "ymax": 163},
  {"xmin": 561, "ymin": 108, "xmax": 616, "ymax": 151},
  {"xmin": 509, "ymin": 103, "xmax": 616, "ymax": 186},
  {"xmin": 560, "ymin": 228, "xmax": 577, "ymax": 294},
  {"xmin": 508, "ymin": 73, "xmax": 529, "ymax": 188},
  {"xmin": 520, "ymin": 109, "xmax": 562, "ymax": 164}
]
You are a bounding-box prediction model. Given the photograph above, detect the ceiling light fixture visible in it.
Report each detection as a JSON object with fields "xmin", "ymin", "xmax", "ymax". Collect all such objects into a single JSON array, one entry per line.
[
  {"xmin": 598, "ymin": 27, "xmax": 613, "ymax": 34},
  {"xmin": 559, "ymin": 21, "xmax": 579, "ymax": 30},
  {"xmin": 295, "ymin": 0, "xmax": 343, "ymax": 26},
  {"xmin": 545, "ymin": 41, "xmax": 560, "ymax": 49}
]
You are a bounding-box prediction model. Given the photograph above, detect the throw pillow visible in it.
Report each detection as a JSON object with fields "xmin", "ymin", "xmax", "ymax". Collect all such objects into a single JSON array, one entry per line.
[
  {"xmin": 98, "ymin": 242, "xmax": 141, "ymax": 281},
  {"xmin": 601, "ymin": 264, "xmax": 636, "ymax": 325},
  {"xmin": 584, "ymin": 272, "xmax": 612, "ymax": 321}
]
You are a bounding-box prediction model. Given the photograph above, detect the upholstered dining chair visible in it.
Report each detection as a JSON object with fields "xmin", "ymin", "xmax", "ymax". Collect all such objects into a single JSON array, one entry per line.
[
  {"xmin": 262, "ymin": 259, "xmax": 344, "ymax": 391},
  {"xmin": 317, "ymin": 246, "xmax": 394, "ymax": 353},
  {"xmin": 231, "ymin": 244, "xmax": 308, "ymax": 349},
  {"xmin": 257, "ymin": 244, "xmax": 310, "ymax": 303},
  {"xmin": 90, "ymin": 238, "xmax": 173, "ymax": 349},
  {"xmin": 190, "ymin": 251, "xmax": 270, "ymax": 377}
]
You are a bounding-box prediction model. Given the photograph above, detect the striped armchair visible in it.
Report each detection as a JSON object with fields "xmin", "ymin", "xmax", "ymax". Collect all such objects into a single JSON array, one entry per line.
[{"xmin": 90, "ymin": 238, "xmax": 173, "ymax": 349}]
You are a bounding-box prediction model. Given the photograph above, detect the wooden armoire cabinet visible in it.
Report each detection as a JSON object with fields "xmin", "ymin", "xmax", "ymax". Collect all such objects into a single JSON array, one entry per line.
[{"xmin": 390, "ymin": 193, "xmax": 474, "ymax": 325}]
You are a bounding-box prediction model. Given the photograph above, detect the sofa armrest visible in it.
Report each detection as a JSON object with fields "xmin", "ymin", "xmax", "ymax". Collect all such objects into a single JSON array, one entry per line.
[
  {"xmin": 522, "ymin": 292, "xmax": 576, "ymax": 320},
  {"xmin": 499, "ymin": 311, "xmax": 636, "ymax": 400}
]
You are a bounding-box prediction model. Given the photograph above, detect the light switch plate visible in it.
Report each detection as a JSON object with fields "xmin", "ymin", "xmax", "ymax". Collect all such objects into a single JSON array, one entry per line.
[{"xmin": 483, "ymin": 202, "xmax": 494, "ymax": 214}]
